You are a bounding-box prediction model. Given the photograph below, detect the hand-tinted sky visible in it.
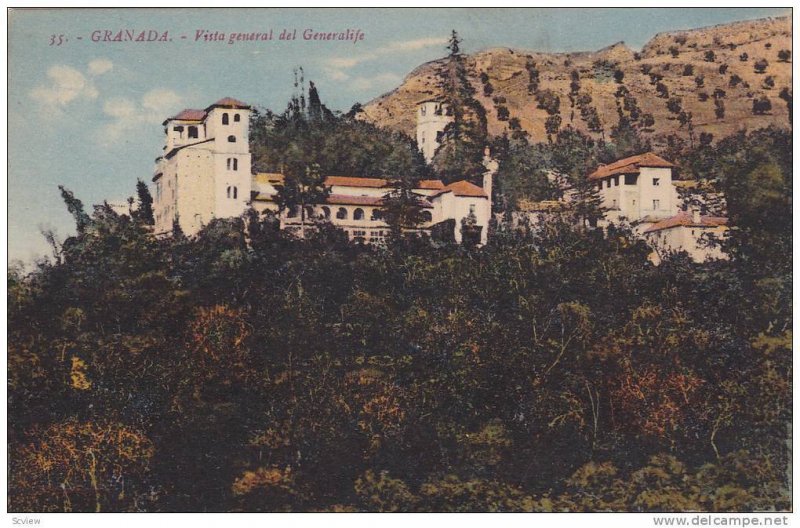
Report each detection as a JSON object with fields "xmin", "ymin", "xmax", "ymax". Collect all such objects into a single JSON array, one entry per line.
[{"xmin": 8, "ymin": 7, "xmax": 790, "ymax": 263}]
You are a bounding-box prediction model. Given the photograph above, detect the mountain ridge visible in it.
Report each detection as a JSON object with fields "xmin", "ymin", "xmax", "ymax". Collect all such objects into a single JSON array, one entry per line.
[{"xmin": 360, "ymin": 16, "xmax": 791, "ymax": 146}]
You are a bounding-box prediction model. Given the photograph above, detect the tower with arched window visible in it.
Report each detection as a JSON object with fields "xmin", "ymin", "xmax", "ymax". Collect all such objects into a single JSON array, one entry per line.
[
  {"xmin": 416, "ymin": 99, "xmax": 451, "ymax": 163},
  {"xmin": 152, "ymin": 97, "xmax": 252, "ymax": 236}
]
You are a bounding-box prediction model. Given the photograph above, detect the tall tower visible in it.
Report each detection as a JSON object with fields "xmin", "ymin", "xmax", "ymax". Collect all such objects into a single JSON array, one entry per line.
[
  {"xmin": 152, "ymin": 97, "xmax": 252, "ymax": 236},
  {"xmin": 416, "ymin": 100, "xmax": 451, "ymax": 163},
  {"xmin": 204, "ymin": 97, "xmax": 252, "ymax": 222}
]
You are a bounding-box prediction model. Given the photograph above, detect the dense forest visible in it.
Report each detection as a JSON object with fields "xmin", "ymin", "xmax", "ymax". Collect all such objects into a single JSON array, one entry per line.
[{"xmin": 7, "ymin": 35, "xmax": 792, "ymax": 513}]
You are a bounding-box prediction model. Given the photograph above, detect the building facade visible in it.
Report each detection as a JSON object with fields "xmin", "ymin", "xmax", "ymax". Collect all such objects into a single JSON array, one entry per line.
[
  {"xmin": 153, "ymin": 98, "xmax": 252, "ymax": 236},
  {"xmin": 587, "ymin": 152, "xmax": 728, "ymax": 262},
  {"xmin": 153, "ymin": 98, "xmax": 493, "ymax": 245}
]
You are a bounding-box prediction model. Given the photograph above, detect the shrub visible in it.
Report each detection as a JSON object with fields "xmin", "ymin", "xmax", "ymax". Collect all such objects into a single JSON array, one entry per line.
[
  {"xmin": 683, "ymin": 64, "xmax": 694, "ymax": 76},
  {"xmin": 754, "ymin": 59, "xmax": 769, "ymax": 74},
  {"xmin": 718, "ymin": 64, "xmax": 728, "ymax": 74},
  {"xmin": 704, "ymin": 50, "xmax": 716, "ymax": 62},
  {"xmin": 740, "ymin": 53, "xmax": 749, "ymax": 62},
  {"xmin": 777, "ymin": 49, "xmax": 791, "ymax": 62},
  {"xmin": 752, "ymin": 96, "xmax": 772, "ymax": 115},
  {"xmin": 496, "ymin": 105, "xmax": 510, "ymax": 121}
]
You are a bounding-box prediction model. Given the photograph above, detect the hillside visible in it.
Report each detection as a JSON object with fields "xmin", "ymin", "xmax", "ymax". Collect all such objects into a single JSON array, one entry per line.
[{"xmin": 360, "ymin": 16, "xmax": 791, "ymax": 146}]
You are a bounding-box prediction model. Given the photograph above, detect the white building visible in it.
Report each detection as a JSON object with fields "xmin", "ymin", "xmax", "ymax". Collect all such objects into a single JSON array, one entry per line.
[
  {"xmin": 153, "ymin": 97, "xmax": 252, "ymax": 236},
  {"xmin": 643, "ymin": 210, "xmax": 728, "ymax": 264},
  {"xmin": 587, "ymin": 152, "xmax": 729, "ymax": 263},
  {"xmin": 588, "ymin": 152, "xmax": 678, "ymax": 223},
  {"xmin": 416, "ymin": 100, "xmax": 451, "ymax": 163},
  {"xmin": 152, "ymin": 98, "xmax": 493, "ymax": 245}
]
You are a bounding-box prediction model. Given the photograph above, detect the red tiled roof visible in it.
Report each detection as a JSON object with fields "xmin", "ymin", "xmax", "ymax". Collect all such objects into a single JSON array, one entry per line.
[
  {"xmin": 588, "ymin": 152, "xmax": 675, "ymax": 181},
  {"xmin": 643, "ymin": 211, "xmax": 728, "ymax": 233},
  {"xmin": 419, "ymin": 179, "xmax": 445, "ymax": 190},
  {"xmin": 432, "ymin": 180, "xmax": 488, "ymax": 198},
  {"xmin": 164, "ymin": 108, "xmax": 207, "ymax": 124},
  {"xmin": 206, "ymin": 97, "xmax": 250, "ymax": 110},
  {"xmin": 256, "ymin": 173, "xmax": 446, "ymax": 192},
  {"xmin": 326, "ymin": 176, "xmax": 387, "ymax": 188}
]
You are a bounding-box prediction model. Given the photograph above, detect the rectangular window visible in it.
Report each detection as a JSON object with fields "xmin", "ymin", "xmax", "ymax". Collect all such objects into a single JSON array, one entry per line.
[
  {"xmin": 653, "ymin": 178, "xmax": 660, "ymax": 186},
  {"xmin": 653, "ymin": 199, "xmax": 660, "ymax": 209},
  {"xmin": 614, "ymin": 176, "xmax": 619, "ymax": 186},
  {"xmin": 624, "ymin": 174, "xmax": 638, "ymax": 185}
]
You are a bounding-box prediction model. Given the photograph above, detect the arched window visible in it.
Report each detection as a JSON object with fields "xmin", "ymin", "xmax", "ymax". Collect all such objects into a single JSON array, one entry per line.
[
  {"xmin": 222, "ymin": 113, "xmax": 229, "ymax": 125},
  {"xmin": 233, "ymin": 187, "xmax": 238, "ymax": 199},
  {"xmin": 226, "ymin": 158, "xmax": 232, "ymax": 170},
  {"xmin": 421, "ymin": 211, "xmax": 432, "ymax": 222},
  {"xmin": 321, "ymin": 206, "xmax": 331, "ymax": 219},
  {"xmin": 188, "ymin": 126, "xmax": 198, "ymax": 139},
  {"xmin": 234, "ymin": 114, "xmax": 241, "ymax": 122},
  {"xmin": 336, "ymin": 207, "xmax": 348, "ymax": 220},
  {"xmin": 371, "ymin": 209, "xmax": 383, "ymax": 221},
  {"xmin": 353, "ymin": 208, "xmax": 364, "ymax": 221},
  {"xmin": 228, "ymin": 135, "xmax": 236, "ymax": 143},
  {"xmin": 226, "ymin": 186, "xmax": 231, "ymax": 198}
]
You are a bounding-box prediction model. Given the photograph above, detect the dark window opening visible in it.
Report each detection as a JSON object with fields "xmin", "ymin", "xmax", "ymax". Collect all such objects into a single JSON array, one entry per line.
[
  {"xmin": 188, "ymin": 126, "xmax": 198, "ymax": 139},
  {"xmin": 222, "ymin": 113, "xmax": 229, "ymax": 125},
  {"xmin": 228, "ymin": 135, "xmax": 236, "ymax": 143},
  {"xmin": 234, "ymin": 114, "xmax": 241, "ymax": 122}
]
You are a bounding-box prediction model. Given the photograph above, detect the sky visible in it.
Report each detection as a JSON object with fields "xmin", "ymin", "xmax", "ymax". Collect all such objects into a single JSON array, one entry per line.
[{"xmin": 7, "ymin": 7, "xmax": 791, "ymax": 263}]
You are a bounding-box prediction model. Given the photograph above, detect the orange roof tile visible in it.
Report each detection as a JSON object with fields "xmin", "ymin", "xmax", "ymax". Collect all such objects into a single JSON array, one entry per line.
[
  {"xmin": 433, "ymin": 180, "xmax": 488, "ymax": 198},
  {"xmin": 643, "ymin": 211, "xmax": 728, "ymax": 233},
  {"xmin": 419, "ymin": 179, "xmax": 445, "ymax": 190},
  {"xmin": 164, "ymin": 108, "xmax": 207, "ymax": 124},
  {"xmin": 254, "ymin": 173, "xmax": 446, "ymax": 192},
  {"xmin": 588, "ymin": 152, "xmax": 675, "ymax": 181},
  {"xmin": 206, "ymin": 97, "xmax": 250, "ymax": 110},
  {"xmin": 326, "ymin": 176, "xmax": 387, "ymax": 188}
]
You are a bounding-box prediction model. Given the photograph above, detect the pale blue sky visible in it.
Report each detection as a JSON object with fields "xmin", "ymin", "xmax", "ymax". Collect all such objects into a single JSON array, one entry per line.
[{"xmin": 8, "ymin": 7, "xmax": 791, "ymax": 263}]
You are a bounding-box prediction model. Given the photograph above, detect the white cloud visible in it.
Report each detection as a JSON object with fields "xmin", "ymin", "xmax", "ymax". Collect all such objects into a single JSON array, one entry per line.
[
  {"xmin": 29, "ymin": 58, "xmax": 114, "ymax": 114},
  {"xmin": 384, "ymin": 37, "xmax": 448, "ymax": 52},
  {"xmin": 97, "ymin": 88, "xmax": 183, "ymax": 146},
  {"xmin": 103, "ymin": 97, "xmax": 136, "ymax": 119},
  {"xmin": 323, "ymin": 35, "xmax": 447, "ymax": 84},
  {"xmin": 88, "ymin": 58, "xmax": 113, "ymax": 76},
  {"xmin": 29, "ymin": 65, "xmax": 98, "ymax": 113},
  {"xmin": 350, "ymin": 72, "xmax": 402, "ymax": 92}
]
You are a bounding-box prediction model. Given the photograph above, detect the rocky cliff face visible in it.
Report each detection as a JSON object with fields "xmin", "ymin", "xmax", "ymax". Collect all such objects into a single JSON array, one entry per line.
[{"xmin": 361, "ymin": 16, "xmax": 791, "ymax": 146}]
